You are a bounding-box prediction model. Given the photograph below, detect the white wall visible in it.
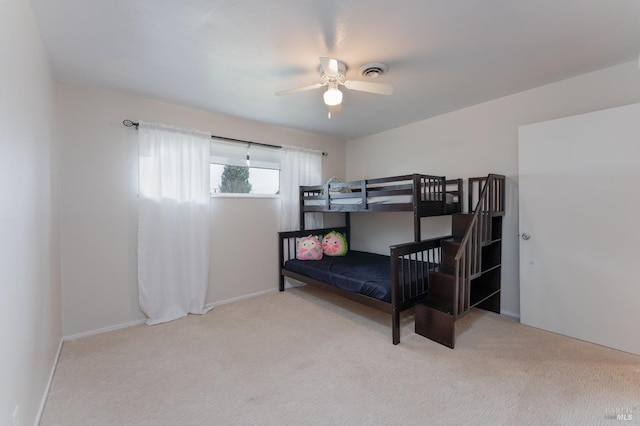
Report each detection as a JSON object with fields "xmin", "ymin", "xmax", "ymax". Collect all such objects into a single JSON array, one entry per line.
[
  {"xmin": 0, "ymin": 0, "xmax": 61, "ymax": 424},
  {"xmin": 58, "ymin": 84, "xmax": 346, "ymax": 337},
  {"xmin": 346, "ymin": 61, "xmax": 640, "ymax": 317}
]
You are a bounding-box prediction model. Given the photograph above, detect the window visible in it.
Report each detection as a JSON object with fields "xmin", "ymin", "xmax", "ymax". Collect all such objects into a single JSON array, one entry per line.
[{"xmin": 210, "ymin": 139, "xmax": 280, "ymax": 195}]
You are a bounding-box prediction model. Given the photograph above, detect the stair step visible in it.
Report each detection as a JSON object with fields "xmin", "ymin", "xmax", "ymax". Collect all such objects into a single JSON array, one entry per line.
[
  {"xmin": 452, "ymin": 213, "xmax": 473, "ymax": 240},
  {"xmin": 428, "ymin": 270, "xmax": 455, "ymax": 306},
  {"xmin": 415, "ymin": 303, "xmax": 455, "ymax": 348},
  {"xmin": 431, "ymin": 267, "xmax": 482, "ymax": 281},
  {"xmin": 439, "ymin": 238, "xmax": 460, "ymax": 274},
  {"xmin": 422, "ymin": 297, "xmax": 453, "ymax": 315}
]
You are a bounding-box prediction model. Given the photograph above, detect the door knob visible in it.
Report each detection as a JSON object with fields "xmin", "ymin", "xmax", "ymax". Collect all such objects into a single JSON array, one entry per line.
[{"xmin": 521, "ymin": 232, "xmax": 531, "ymax": 240}]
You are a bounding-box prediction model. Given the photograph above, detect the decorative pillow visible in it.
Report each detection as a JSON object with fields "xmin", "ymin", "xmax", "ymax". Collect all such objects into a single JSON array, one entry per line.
[
  {"xmin": 296, "ymin": 235, "xmax": 323, "ymax": 260},
  {"xmin": 327, "ymin": 176, "xmax": 351, "ymax": 193},
  {"xmin": 322, "ymin": 231, "xmax": 348, "ymax": 256}
]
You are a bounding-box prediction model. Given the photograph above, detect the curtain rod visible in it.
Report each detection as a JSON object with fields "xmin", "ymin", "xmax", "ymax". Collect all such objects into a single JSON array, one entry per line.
[{"xmin": 123, "ymin": 120, "xmax": 327, "ymax": 156}]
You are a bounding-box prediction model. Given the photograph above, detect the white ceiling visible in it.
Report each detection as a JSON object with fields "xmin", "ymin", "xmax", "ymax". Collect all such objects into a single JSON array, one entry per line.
[{"xmin": 31, "ymin": 0, "xmax": 640, "ymax": 140}]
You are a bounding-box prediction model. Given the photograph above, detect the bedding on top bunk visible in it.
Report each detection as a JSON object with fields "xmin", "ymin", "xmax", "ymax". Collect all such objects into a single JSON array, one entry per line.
[{"xmin": 283, "ymin": 250, "xmax": 430, "ymax": 303}]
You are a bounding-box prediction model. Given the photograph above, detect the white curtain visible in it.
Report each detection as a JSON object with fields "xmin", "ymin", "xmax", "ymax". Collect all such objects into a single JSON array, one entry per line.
[
  {"xmin": 138, "ymin": 122, "xmax": 212, "ymax": 325},
  {"xmin": 280, "ymin": 146, "xmax": 323, "ymax": 231}
]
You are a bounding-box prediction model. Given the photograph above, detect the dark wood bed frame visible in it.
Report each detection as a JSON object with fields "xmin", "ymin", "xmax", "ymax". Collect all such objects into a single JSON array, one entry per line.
[{"xmin": 279, "ymin": 226, "xmax": 447, "ymax": 344}]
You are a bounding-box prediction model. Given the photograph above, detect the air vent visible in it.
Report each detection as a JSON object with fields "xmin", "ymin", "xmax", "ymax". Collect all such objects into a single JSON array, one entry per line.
[{"xmin": 359, "ymin": 63, "xmax": 388, "ymax": 79}]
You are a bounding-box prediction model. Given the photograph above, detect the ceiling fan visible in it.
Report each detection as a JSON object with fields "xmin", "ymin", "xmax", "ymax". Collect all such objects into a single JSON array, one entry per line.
[{"xmin": 276, "ymin": 57, "xmax": 394, "ymax": 118}]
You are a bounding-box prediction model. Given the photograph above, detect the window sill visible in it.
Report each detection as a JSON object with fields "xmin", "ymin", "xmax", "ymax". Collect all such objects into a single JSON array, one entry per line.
[{"xmin": 211, "ymin": 193, "xmax": 280, "ymax": 200}]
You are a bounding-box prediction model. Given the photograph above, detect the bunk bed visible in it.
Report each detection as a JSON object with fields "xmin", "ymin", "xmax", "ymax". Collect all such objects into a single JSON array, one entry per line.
[{"xmin": 278, "ymin": 174, "xmax": 463, "ymax": 344}]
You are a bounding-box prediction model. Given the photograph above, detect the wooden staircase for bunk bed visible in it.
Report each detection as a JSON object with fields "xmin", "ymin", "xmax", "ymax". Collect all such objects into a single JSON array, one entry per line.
[{"xmin": 414, "ymin": 174, "xmax": 505, "ymax": 348}]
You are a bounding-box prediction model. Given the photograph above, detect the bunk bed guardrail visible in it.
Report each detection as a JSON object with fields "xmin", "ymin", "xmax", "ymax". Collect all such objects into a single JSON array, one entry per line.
[
  {"xmin": 298, "ymin": 174, "xmax": 464, "ymax": 238},
  {"xmin": 299, "ymin": 174, "xmax": 455, "ymax": 210},
  {"xmin": 453, "ymin": 174, "xmax": 505, "ymax": 319},
  {"xmin": 389, "ymin": 237, "xmax": 446, "ymax": 344}
]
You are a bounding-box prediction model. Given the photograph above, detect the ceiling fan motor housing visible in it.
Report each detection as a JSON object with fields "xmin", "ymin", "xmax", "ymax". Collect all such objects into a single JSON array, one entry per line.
[{"xmin": 318, "ymin": 60, "xmax": 347, "ymax": 76}]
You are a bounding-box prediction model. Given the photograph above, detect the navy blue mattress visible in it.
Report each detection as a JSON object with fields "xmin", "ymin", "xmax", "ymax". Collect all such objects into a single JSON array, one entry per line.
[{"xmin": 283, "ymin": 250, "xmax": 428, "ymax": 303}]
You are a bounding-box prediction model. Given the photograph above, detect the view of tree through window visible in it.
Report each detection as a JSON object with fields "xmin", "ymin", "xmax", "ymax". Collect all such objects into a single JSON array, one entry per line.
[
  {"xmin": 210, "ymin": 164, "xmax": 279, "ymax": 195},
  {"xmin": 219, "ymin": 165, "xmax": 252, "ymax": 193}
]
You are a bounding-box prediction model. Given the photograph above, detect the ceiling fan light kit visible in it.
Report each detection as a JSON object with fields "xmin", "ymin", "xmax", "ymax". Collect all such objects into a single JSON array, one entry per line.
[
  {"xmin": 323, "ymin": 86, "xmax": 343, "ymax": 106},
  {"xmin": 277, "ymin": 57, "xmax": 394, "ymax": 117}
]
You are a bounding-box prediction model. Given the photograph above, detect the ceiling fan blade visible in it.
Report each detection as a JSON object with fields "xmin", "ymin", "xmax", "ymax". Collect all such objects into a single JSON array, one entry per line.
[
  {"xmin": 343, "ymin": 80, "xmax": 394, "ymax": 95},
  {"xmin": 319, "ymin": 56, "xmax": 340, "ymax": 77},
  {"xmin": 275, "ymin": 83, "xmax": 323, "ymax": 96}
]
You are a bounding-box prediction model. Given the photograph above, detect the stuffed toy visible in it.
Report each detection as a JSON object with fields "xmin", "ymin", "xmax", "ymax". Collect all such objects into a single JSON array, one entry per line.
[
  {"xmin": 327, "ymin": 176, "xmax": 351, "ymax": 193},
  {"xmin": 296, "ymin": 235, "xmax": 323, "ymax": 260},
  {"xmin": 322, "ymin": 231, "xmax": 348, "ymax": 256}
]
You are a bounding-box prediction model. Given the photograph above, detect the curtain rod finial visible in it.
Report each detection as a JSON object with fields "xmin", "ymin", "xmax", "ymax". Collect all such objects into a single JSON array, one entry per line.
[{"xmin": 123, "ymin": 119, "xmax": 138, "ymax": 128}]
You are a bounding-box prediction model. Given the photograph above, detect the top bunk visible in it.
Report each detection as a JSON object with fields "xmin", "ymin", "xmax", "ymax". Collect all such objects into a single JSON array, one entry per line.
[{"xmin": 300, "ymin": 174, "xmax": 463, "ymax": 217}]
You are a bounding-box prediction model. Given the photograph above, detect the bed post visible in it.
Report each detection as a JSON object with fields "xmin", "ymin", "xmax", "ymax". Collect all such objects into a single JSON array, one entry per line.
[
  {"xmin": 413, "ymin": 174, "xmax": 421, "ymax": 242},
  {"xmin": 345, "ymin": 212, "xmax": 351, "ymax": 245},
  {"xmin": 392, "ymin": 309, "xmax": 400, "ymax": 345},
  {"xmin": 299, "ymin": 186, "xmax": 306, "ymax": 230},
  {"xmin": 278, "ymin": 233, "xmax": 285, "ymax": 291},
  {"xmin": 390, "ymin": 247, "xmax": 401, "ymax": 344}
]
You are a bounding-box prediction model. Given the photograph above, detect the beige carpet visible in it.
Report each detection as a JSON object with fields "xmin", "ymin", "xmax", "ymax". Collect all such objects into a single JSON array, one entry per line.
[{"xmin": 41, "ymin": 286, "xmax": 639, "ymax": 426}]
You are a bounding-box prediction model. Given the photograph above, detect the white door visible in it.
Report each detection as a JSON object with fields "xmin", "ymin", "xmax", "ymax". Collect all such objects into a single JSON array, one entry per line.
[{"xmin": 519, "ymin": 103, "xmax": 640, "ymax": 356}]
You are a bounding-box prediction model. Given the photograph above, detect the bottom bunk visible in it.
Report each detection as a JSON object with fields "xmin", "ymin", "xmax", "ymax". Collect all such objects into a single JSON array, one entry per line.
[{"xmin": 278, "ymin": 226, "xmax": 447, "ymax": 344}]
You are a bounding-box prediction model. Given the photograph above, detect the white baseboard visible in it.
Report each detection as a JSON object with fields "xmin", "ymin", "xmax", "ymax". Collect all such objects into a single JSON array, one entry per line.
[
  {"xmin": 63, "ymin": 318, "xmax": 147, "ymax": 341},
  {"xmin": 500, "ymin": 309, "xmax": 521, "ymax": 320},
  {"xmin": 204, "ymin": 288, "xmax": 278, "ymax": 310},
  {"xmin": 36, "ymin": 337, "xmax": 63, "ymax": 425}
]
